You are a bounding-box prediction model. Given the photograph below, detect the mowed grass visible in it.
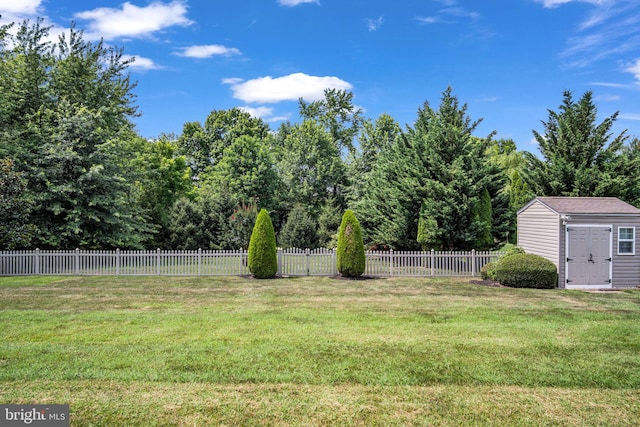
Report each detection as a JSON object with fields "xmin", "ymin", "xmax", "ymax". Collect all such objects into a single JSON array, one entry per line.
[{"xmin": 1, "ymin": 275, "xmax": 639, "ymax": 426}]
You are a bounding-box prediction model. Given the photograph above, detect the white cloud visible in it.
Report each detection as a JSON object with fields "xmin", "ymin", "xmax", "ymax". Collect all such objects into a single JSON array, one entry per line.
[
  {"xmin": 277, "ymin": 0, "xmax": 319, "ymax": 6},
  {"xmin": 619, "ymin": 113, "xmax": 640, "ymax": 121},
  {"xmin": 176, "ymin": 45, "xmax": 241, "ymax": 58},
  {"xmin": 415, "ymin": 2, "xmax": 480, "ymax": 25},
  {"xmin": 590, "ymin": 81, "xmax": 634, "ymax": 89},
  {"xmin": 239, "ymin": 106, "xmax": 290, "ymax": 122},
  {"xmin": 476, "ymin": 96, "xmax": 499, "ymax": 102},
  {"xmin": 222, "ymin": 77, "xmax": 244, "ymax": 85},
  {"xmin": 224, "ymin": 73, "xmax": 353, "ymax": 104},
  {"xmin": 74, "ymin": 1, "xmax": 192, "ymax": 41},
  {"xmin": 555, "ymin": 1, "xmax": 640, "ymax": 68},
  {"xmin": 367, "ymin": 15, "xmax": 384, "ymax": 32},
  {"xmin": 0, "ymin": 0, "xmax": 42, "ymax": 15},
  {"xmin": 536, "ymin": 0, "xmax": 603, "ymax": 8},
  {"xmin": 624, "ymin": 58, "xmax": 640, "ymax": 81},
  {"xmin": 415, "ymin": 16, "xmax": 439, "ymax": 24},
  {"xmin": 0, "ymin": 0, "xmax": 44, "ymax": 16},
  {"xmin": 595, "ymin": 94, "xmax": 621, "ymax": 101},
  {"xmin": 122, "ymin": 55, "xmax": 163, "ymax": 71}
]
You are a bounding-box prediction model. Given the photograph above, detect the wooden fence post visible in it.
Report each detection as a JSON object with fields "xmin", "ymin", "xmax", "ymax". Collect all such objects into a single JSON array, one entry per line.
[
  {"xmin": 198, "ymin": 248, "xmax": 202, "ymax": 276},
  {"xmin": 430, "ymin": 249, "xmax": 435, "ymax": 277},
  {"xmin": 34, "ymin": 248, "xmax": 40, "ymax": 275},
  {"xmin": 277, "ymin": 248, "xmax": 283, "ymax": 276},
  {"xmin": 471, "ymin": 249, "xmax": 476, "ymax": 277},
  {"xmin": 116, "ymin": 249, "xmax": 120, "ymax": 275},
  {"xmin": 75, "ymin": 248, "xmax": 80, "ymax": 275}
]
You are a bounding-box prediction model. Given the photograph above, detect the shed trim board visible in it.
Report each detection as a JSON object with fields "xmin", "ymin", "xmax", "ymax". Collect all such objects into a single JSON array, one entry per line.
[{"xmin": 564, "ymin": 224, "xmax": 613, "ymax": 289}]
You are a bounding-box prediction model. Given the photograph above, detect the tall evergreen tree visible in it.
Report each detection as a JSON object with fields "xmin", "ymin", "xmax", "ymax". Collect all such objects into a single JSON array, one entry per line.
[
  {"xmin": 248, "ymin": 209, "xmax": 278, "ymax": 279},
  {"xmin": 357, "ymin": 87, "xmax": 507, "ymax": 250},
  {"xmin": 525, "ymin": 90, "xmax": 638, "ymax": 201},
  {"xmin": 336, "ymin": 210, "xmax": 365, "ymax": 278}
]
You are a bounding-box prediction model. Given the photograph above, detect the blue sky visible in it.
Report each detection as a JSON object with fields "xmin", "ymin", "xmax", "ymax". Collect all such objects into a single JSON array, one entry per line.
[{"xmin": 1, "ymin": 0, "xmax": 640, "ymax": 152}]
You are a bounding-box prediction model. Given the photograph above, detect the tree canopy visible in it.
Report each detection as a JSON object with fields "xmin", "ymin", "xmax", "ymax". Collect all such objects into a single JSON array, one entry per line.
[{"xmin": 2, "ymin": 19, "xmax": 639, "ymax": 251}]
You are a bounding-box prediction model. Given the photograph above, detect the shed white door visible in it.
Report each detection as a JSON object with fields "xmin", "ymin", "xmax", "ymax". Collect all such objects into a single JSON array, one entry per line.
[{"xmin": 566, "ymin": 226, "xmax": 612, "ymax": 288}]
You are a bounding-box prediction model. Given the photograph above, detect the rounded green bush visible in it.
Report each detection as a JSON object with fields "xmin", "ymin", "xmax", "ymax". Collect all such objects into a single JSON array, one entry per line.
[
  {"xmin": 480, "ymin": 261, "xmax": 498, "ymax": 280},
  {"xmin": 500, "ymin": 244, "xmax": 526, "ymax": 259},
  {"xmin": 337, "ymin": 210, "xmax": 366, "ymax": 278},
  {"xmin": 248, "ymin": 209, "xmax": 277, "ymax": 279},
  {"xmin": 494, "ymin": 253, "xmax": 557, "ymax": 289}
]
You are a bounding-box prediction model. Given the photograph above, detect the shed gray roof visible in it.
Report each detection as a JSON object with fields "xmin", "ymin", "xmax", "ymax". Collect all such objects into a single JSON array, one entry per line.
[{"xmin": 534, "ymin": 197, "xmax": 640, "ymax": 215}]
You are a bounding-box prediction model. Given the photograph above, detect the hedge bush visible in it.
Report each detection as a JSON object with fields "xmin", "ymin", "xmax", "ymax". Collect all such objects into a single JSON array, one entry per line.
[
  {"xmin": 248, "ymin": 209, "xmax": 277, "ymax": 279},
  {"xmin": 336, "ymin": 210, "xmax": 366, "ymax": 278},
  {"xmin": 494, "ymin": 253, "xmax": 557, "ymax": 289},
  {"xmin": 480, "ymin": 261, "xmax": 497, "ymax": 280}
]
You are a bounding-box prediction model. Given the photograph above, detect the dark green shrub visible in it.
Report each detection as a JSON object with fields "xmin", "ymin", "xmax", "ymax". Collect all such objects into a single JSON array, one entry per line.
[
  {"xmin": 500, "ymin": 244, "xmax": 525, "ymax": 259},
  {"xmin": 248, "ymin": 209, "xmax": 277, "ymax": 279},
  {"xmin": 494, "ymin": 253, "xmax": 557, "ymax": 289},
  {"xmin": 337, "ymin": 210, "xmax": 366, "ymax": 278},
  {"xmin": 278, "ymin": 205, "xmax": 319, "ymax": 249},
  {"xmin": 480, "ymin": 262, "xmax": 498, "ymax": 280}
]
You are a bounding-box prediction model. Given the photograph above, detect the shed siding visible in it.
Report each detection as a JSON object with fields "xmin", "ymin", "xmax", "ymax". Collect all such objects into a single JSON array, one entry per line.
[
  {"xmin": 517, "ymin": 201, "xmax": 560, "ymax": 268},
  {"xmin": 561, "ymin": 215, "xmax": 640, "ymax": 288},
  {"xmin": 612, "ymin": 218, "xmax": 640, "ymax": 288}
]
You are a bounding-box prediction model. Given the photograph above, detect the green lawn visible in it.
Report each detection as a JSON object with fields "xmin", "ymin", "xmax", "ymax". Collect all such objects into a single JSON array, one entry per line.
[{"xmin": 1, "ymin": 275, "xmax": 639, "ymax": 426}]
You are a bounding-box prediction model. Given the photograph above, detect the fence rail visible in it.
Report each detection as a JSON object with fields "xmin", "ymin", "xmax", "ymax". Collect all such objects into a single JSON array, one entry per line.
[{"xmin": 0, "ymin": 249, "xmax": 502, "ymax": 277}]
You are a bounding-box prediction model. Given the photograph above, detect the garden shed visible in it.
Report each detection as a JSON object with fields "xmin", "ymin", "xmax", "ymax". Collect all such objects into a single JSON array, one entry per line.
[{"xmin": 517, "ymin": 197, "xmax": 640, "ymax": 289}]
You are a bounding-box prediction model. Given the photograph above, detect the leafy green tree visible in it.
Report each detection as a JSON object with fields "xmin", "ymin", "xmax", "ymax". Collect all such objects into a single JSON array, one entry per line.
[
  {"xmin": 167, "ymin": 192, "xmax": 237, "ymax": 250},
  {"xmin": 177, "ymin": 108, "xmax": 270, "ymax": 180},
  {"xmin": 525, "ymin": 90, "xmax": 638, "ymax": 201},
  {"xmin": 248, "ymin": 208, "xmax": 278, "ymax": 279},
  {"xmin": 0, "ymin": 21, "xmax": 149, "ymax": 248},
  {"xmin": 0, "ymin": 159, "xmax": 37, "ymax": 249},
  {"xmin": 225, "ymin": 201, "xmax": 258, "ymax": 250},
  {"xmin": 299, "ymin": 88, "xmax": 363, "ymax": 156},
  {"xmin": 201, "ymin": 135, "xmax": 280, "ymax": 209},
  {"xmin": 317, "ymin": 198, "xmax": 343, "ymax": 248},
  {"xmin": 275, "ymin": 120, "xmax": 347, "ymax": 211},
  {"xmin": 336, "ymin": 210, "xmax": 365, "ymax": 278},
  {"xmin": 130, "ymin": 135, "xmax": 192, "ymax": 248},
  {"xmin": 278, "ymin": 205, "xmax": 319, "ymax": 249}
]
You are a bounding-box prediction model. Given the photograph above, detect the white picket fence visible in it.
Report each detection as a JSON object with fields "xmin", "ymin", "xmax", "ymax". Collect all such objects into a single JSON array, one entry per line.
[{"xmin": 0, "ymin": 248, "xmax": 502, "ymax": 277}]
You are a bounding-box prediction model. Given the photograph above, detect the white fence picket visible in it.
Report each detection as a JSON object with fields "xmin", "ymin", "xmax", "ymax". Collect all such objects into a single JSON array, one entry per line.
[{"xmin": 0, "ymin": 249, "xmax": 502, "ymax": 277}]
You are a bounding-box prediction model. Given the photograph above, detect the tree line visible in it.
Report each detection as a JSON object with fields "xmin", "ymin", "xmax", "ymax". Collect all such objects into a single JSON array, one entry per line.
[{"xmin": 1, "ymin": 20, "xmax": 639, "ymax": 251}]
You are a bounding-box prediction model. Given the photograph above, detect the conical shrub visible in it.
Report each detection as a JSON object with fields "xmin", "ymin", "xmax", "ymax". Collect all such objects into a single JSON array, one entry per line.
[
  {"xmin": 337, "ymin": 210, "xmax": 366, "ymax": 278},
  {"xmin": 248, "ymin": 209, "xmax": 277, "ymax": 279}
]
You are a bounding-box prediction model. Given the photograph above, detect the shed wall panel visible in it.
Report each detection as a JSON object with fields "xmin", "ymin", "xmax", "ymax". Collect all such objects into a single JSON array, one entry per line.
[{"xmin": 517, "ymin": 201, "xmax": 560, "ymax": 267}]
